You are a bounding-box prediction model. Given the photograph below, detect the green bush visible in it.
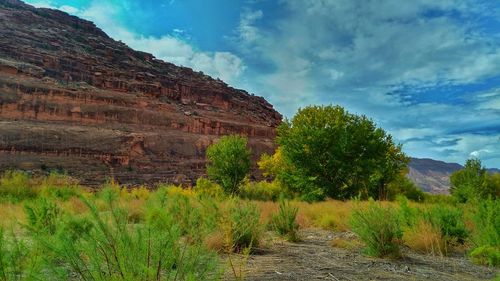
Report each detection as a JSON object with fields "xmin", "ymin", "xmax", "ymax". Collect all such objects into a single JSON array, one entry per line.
[
  {"xmin": 472, "ymin": 198, "xmax": 500, "ymax": 248},
  {"xmin": 227, "ymin": 201, "xmax": 262, "ymax": 252},
  {"xmin": 271, "ymin": 199, "xmax": 300, "ymax": 242},
  {"xmin": 36, "ymin": 196, "xmax": 221, "ymax": 280},
  {"xmin": 423, "ymin": 204, "xmax": 468, "ymax": 244},
  {"xmin": 397, "ymin": 196, "xmax": 419, "ymax": 228},
  {"xmin": 470, "ymin": 246, "xmax": 500, "ymax": 267},
  {"xmin": 0, "ymin": 228, "xmax": 41, "ymax": 280},
  {"xmin": 0, "ymin": 171, "xmax": 37, "ymax": 202},
  {"xmin": 24, "ymin": 197, "xmax": 61, "ymax": 235},
  {"xmin": 349, "ymin": 202, "xmax": 403, "ymax": 257},
  {"xmin": 39, "ymin": 172, "xmax": 80, "ymax": 201},
  {"xmin": 194, "ymin": 177, "xmax": 224, "ymax": 199},
  {"xmin": 239, "ymin": 180, "xmax": 291, "ymax": 201},
  {"xmin": 206, "ymin": 135, "xmax": 251, "ymax": 194}
]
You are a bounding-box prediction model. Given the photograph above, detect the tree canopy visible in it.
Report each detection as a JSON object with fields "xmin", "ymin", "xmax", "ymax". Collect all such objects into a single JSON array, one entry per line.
[{"xmin": 265, "ymin": 105, "xmax": 408, "ymax": 200}]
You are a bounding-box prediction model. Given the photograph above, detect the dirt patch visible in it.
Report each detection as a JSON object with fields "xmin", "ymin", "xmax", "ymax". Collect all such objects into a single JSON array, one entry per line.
[{"xmin": 235, "ymin": 228, "xmax": 498, "ymax": 281}]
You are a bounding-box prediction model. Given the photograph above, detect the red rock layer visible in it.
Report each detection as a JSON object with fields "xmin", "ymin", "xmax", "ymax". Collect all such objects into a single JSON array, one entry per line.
[{"xmin": 0, "ymin": 0, "xmax": 282, "ymax": 185}]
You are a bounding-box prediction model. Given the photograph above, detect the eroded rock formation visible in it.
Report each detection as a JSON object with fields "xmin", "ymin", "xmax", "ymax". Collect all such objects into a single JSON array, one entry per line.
[{"xmin": 0, "ymin": 0, "xmax": 282, "ymax": 185}]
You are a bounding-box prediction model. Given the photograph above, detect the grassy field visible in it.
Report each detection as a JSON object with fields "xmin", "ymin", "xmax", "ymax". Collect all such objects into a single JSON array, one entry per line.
[{"xmin": 0, "ymin": 171, "xmax": 498, "ymax": 280}]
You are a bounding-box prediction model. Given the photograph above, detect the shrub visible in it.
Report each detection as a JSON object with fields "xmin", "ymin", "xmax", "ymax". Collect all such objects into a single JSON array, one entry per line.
[
  {"xmin": 471, "ymin": 198, "xmax": 500, "ymax": 248},
  {"xmin": 39, "ymin": 172, "xmax": 80, "ymax": 201},
  {"xmin": 36, "ymin": 196, "xmax": 221, "ymax": 280},
  {"xmin": 0, "ymin": 228, "xmax": 40, "ymax": 280},
  {"xmin": 0, "ymin": 171, "xmax": 37, "ymax": 202},
  {"xmin": 194, "ymin": 177, "xmax": 224, "ymax": 199},
  {"xmin": 403, "ymin": 220, "xmax": 445, "ymax": 256},
  {"xmin": 349, "ymin": 202, "xmax": 402, "ymax": 257},
  {"xmin": 24, "ymin": 197, "xmax": 61, "ymax": 235},
  {"xmin": 470, "ymin": 198, "xmax": 500, "ymax": 267},
  {"xmin": 225, "ymin": 201, "xmax": 262, "ymax": 252},
  {"xmin": 206, "ymin": 135, "xmax": 251, "ymax": 194},
  {"xmin": 271, "ymin": 199, "xmax": 300, "ymax": 242},
  {"xmin": 423, "ymin": 205, "xmax": 468, "ymax": 244},
  {"xmin": 470, "ymin": 246, "xmax": 500, "ymax": 267},
  {"xmin": 239, "ymin": 180, "xmax": 290, "ymax": 201}
]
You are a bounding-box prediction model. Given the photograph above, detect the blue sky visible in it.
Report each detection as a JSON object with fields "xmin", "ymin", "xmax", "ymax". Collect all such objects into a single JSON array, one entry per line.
[{"xmin": 26, "ymin": 0, "xmax": 500, "ymax": 168}]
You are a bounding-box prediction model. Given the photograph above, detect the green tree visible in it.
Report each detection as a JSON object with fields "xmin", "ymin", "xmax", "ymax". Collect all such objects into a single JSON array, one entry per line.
[
  {"xmin": 276, "ymin": 105, "xmax": 407, "ymax": 200},
  {"xmin": 450, "ymin": 159, "xmax": 486, "ymax": 202},
  {"xmin": 206, "ymin": 135, "xmax": 251, "ymax": 194}
]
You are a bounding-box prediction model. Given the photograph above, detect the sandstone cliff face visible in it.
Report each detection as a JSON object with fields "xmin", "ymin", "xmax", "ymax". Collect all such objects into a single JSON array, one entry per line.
[{"xmin": 0, "ymin": 0, "xmax": 282, "ymax": 185}]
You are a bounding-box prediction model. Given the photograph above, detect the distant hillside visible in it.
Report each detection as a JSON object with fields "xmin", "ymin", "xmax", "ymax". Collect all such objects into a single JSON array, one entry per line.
[{"xmin": 408, "ymin": 158, "xmax": 499, "ymax": 194}]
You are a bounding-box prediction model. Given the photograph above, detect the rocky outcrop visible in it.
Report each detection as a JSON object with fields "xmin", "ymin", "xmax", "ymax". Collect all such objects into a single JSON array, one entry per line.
[{"xmin": 0, "ymin": 0, "xmax": 282, "ymax": 185}]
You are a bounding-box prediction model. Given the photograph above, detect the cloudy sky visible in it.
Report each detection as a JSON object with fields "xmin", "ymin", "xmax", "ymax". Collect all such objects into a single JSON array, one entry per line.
[{"xmin": 25, "ymin": 0, "xmax": 500, "ymax": 167}]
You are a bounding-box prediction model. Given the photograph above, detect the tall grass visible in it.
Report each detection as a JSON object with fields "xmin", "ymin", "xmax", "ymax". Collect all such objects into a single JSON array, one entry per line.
[
  {"xmin": 349, "ymin": 201, "xmax": 403, "ymax": 258},
  {"xmin": 270, "ymin": 199, "xmax": 300, "ymax": 242}
]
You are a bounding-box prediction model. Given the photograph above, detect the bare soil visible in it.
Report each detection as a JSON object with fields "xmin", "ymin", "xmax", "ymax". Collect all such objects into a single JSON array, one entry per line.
[{"xmin": 231, "ymin": 228, "xmax": 498, "ymax": 281}]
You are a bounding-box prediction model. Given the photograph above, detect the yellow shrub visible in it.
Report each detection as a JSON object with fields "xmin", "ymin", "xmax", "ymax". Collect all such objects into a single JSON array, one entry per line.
[{"xmin": 129, "ymin": 186, "xmax": 151, "ymax": 200}]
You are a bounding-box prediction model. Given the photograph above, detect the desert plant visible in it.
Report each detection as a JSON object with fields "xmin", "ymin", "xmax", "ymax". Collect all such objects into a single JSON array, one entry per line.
[
  {"xmin": 239, "ymin": 179, "xmax": 291, "ymax": 201},
  {"xmin": 423, "ymin": 204, "xmax": 468, "ymax": 245},
  {"xmin": 0, "ymin": 228, "xmax": 41, "ymax": 280},
  {"xmin": 24, "ymin": 197, "xmax": 61, "ymax": 235},
  {"xmin": 349, "ymin": 202, "xmax": 402, "ymax": 257},
  {"xmin": 194, "ymin": 177, "xmax": 224, "ymax": 199},
  {"xmin": 403, "ymin": 220, "xmax": 446, "ymax": 256},
  {"xmin": 36, "ymin": 196, "xmax": 221, "ymax": 280},
  {"xmin": 270, "ymin": 199, "xmax": 300, "ymax": 242},
  {"xmin": 39, "ymin": 172, "xmax": 80, "ymax": 201},
  {"xmin": 469, "ymin": 198, "xmax": 500, "ymax": 267},
  {"xmin": 225, "ymin": 201, "xmax": 262, "ymax": 252},
  {"xmin": 470, "ymin": 246, "xmax": 500, "ymax": 267},
  {"xmin": 0, "ymin": 171, "xmax": 37, "ymax": 202}
]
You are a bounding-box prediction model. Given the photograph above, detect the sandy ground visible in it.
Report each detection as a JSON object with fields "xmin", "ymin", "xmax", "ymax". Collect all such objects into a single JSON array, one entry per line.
[{"xmin": 227, "ymin": 228, "xmax": 498, "ymax": 281}]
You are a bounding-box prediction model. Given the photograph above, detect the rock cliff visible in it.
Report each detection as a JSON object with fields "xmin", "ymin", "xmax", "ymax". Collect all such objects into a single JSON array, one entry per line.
[{"xmin": 0, "ymin": 0, "xmax": 282, "ymax": 185}]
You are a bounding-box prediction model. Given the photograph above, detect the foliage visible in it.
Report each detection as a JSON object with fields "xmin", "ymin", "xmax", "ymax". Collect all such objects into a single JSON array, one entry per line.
[
  {"xmin": 270, "ymin": 199, "xmax": 300, "ymax": 242},
  {"xmin": 206, "ymin": 135, "xmax": 251, "ymax": 194},
  {"xmin": 0, "ymin": 171, "xmax": 37, "ymax": 202},
  {"xmin": 194, "ymin": 177, "xmax": 224, "ymax": 199},
  {"xmin": 225, "ymin": 201, "xmax": 262, "ymax": 252},
  {"xmin": 0, "ymin": 228, "xmax": 41, "ymax": 281},
  {"xmin": 349, "ymin": 202, "xmax": 403, "ymax": 257},
  {"xmin": 39, "ymin": 172, "xmax": 80, "ymax": 201},
  {"xmin": 471, "ymin": 198, "xmax": 500, "ymax": 248},
  {"xmin": 386, "ymin": 174, "xmax": 425, "ymax": 202},
  {"xmin": 239, "ymin": 179, "xmax": 292, "ymax": 201},
  {"xmin": 39, "ymin": 196, "xmax": 220, "ymax": 280},
  {"xmin": 24, "ymin": 197, "xmax": 61, "ymax": 235},
  {"xmin": 275, "ymin": 105, "xmax": 408, "ymax": 200},
  {"xmin": 450, "ymin": 158, "xmax": 499, "ymax": 202},
  {"xmin": 423, "ymin": 204, "xmax": 468, "ymax": 245},
  {"xmin": 470, "ymin": 246, "xmax": 500, "ymax": 267}
]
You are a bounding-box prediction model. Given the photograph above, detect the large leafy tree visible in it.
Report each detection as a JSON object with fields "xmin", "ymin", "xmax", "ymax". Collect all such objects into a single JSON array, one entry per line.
[
  {"xmin": 206, "ymin": 135, "xmax": 251, "ymax": 194},
  {"xmin": 275, "ymin": 105, "xmax": 408, "ymax": 200}
]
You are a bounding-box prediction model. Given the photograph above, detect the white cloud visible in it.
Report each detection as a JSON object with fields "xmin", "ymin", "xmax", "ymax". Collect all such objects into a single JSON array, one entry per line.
[{"xmin": 234, "ymin": 0, "xmax": 500, "ymax": 166}]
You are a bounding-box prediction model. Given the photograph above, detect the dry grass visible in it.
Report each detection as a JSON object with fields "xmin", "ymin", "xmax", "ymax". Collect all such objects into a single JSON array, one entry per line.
[
  {"xmin": 403, "ymin": 220, "xmax": 445, "ymax": 256},
  {"xmin": 331, "ymin": 237, "xmax": 365, "ymax": 250},
  {"xmin": 0, "ymin": 202, "xmax": 25, "ymax": 228}
]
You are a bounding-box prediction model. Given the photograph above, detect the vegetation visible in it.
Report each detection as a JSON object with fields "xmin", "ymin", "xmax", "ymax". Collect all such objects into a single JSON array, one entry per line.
[
  {"xmin": 349, "ymin": 201, "xmax": 403, "ymax": 257},
  {"xmin": 206, "ymin": 135, "xmax": 251, "ymax": 195},
  {"xmin": 1, "ymin": 105, "xmax": 499, "ymax": 277},
  {"xmin": 270, "ymin": 199, "xmax": 300, "ymax": 242},
  {"xmin": 450, "ymin": 158, "xmax": 499, "ymax": 202},
  {"xmin": 261, "ymin": 105, "xmax": 408, "ymax": 201}
]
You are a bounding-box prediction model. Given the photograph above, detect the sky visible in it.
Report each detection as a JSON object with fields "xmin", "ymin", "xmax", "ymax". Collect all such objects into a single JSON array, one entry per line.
[{"xmin": 25, "ymin": 0, "xmax": 500, "ymax": 168}]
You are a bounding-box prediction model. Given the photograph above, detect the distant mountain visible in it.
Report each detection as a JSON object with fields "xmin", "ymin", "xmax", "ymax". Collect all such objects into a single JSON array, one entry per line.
[{"xmin": 408, "ymin": 158, "xmax": 499, "ymax": 194}]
